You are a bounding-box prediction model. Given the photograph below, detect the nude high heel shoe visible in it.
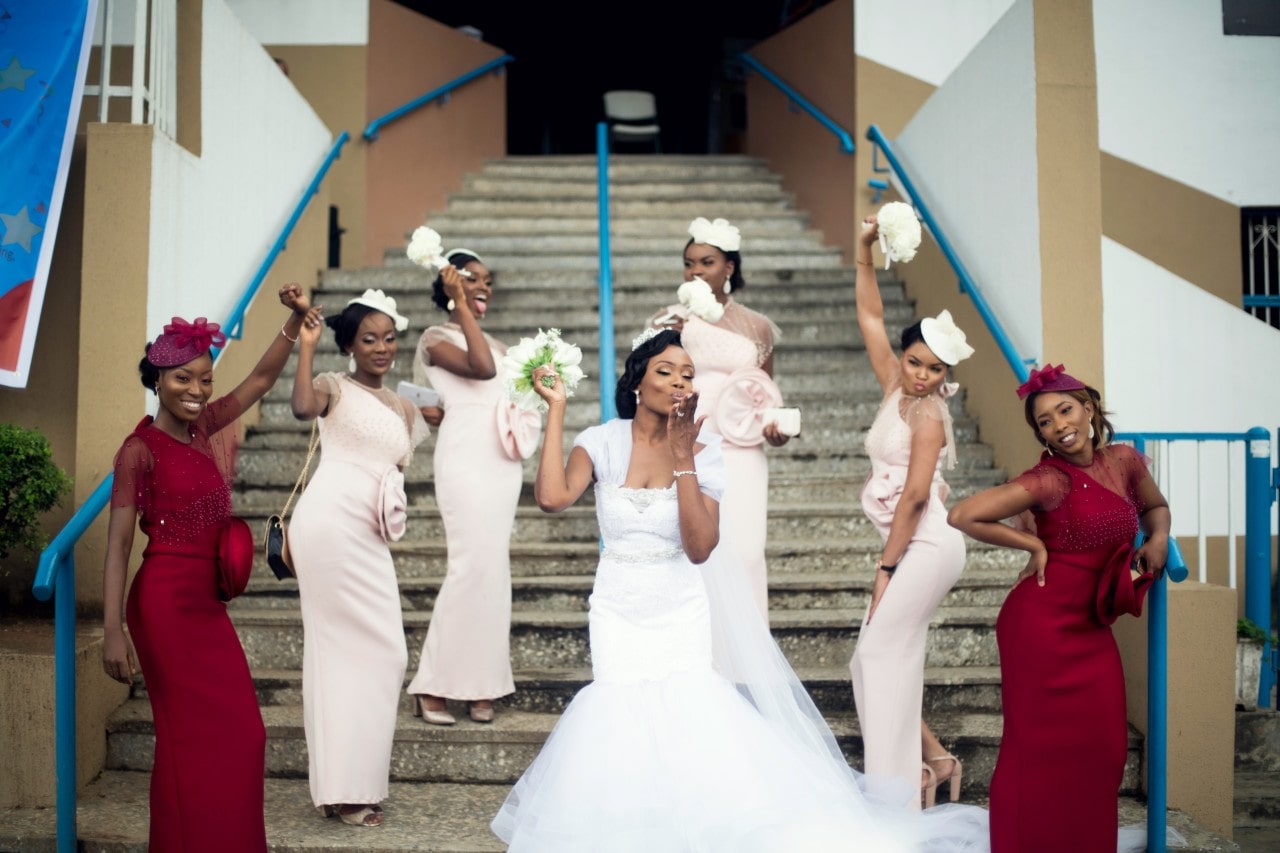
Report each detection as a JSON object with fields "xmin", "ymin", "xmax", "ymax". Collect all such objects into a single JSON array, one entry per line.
[
  {"xmin": 923, "ymin": 753, "xmax": 963, "ymax": 807},
  {"xmin": 411, "ymin": 694, "xmax": 456, "ymax": 726}
]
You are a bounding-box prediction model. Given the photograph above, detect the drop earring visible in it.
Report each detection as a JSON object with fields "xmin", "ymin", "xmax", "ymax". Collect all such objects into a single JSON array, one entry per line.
[
  {"xmin": 390, "ymin": 360, "xmax": 397, "ymax": 371},
  {"xmin": 1088, "ymin": 423, "xmax": 1095, "ymax": 440},
  {"xmin": 447, "ymin": 299, "xmax": 456, "ymax": 312},
  {"xmin": 348, "ymin": 355, "xmax": 356, "ymax": 373},
  {"xmin": 723, "ymin": 279, "xmax": 732, "ymax": 295}
]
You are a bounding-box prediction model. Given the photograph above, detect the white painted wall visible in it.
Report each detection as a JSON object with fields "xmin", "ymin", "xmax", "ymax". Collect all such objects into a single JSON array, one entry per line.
[
  {"xmin": 1103, "ymin": 237, "xmax": 1280, "ymax": 539},
  {"xmin": 854, "ymin": 0, "xmax": 1016, "ymax": 86},
  {"xmin": 1095, "ymin": 0, "xmax": 1280, "ymax": 205},
  {"xmin": 146, "ymin": 0, "xmax": 332, "ymax": 352},
  {"xmin": 894, "ymin": 0, "xmax": 1042, "ymax": 364},
  {"xmin": 223, "ymin": 0, "xmax": 369, "ymax": 45}
]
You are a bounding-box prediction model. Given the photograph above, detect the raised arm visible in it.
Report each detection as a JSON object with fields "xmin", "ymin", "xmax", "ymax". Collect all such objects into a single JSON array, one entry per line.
[
  {"xmin": 228, "ymin": 284, "xmax": 320, "ymax": 412},
  {"xmin": 667, "ymin": 393, "xmax": 720, "ymax": 564},
  {"xmin": 426, "ymin": 267, "xmax": 497, "ymax": 380},
  {"xmin": 290, "ymin": 300, "xmax": 331, "ymax": 420},
  {"xmin": 855, "ymin": 217, "xmax": 899, "ymax": 392},
  {"xmin": 530, "ymin": 365, "xmax": 594, "ymax": 512}
]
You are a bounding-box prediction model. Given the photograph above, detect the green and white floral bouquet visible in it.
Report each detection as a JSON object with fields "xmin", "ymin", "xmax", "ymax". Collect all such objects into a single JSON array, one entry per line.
[{"xmin": 502, "ymin": 328, "xmax": 587, "ymax": 412}]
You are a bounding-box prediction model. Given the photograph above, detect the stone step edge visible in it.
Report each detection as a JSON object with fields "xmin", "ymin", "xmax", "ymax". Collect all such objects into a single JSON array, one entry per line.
[{"xmin": 1, "ymin": 771, "xmax": 1237, "ymax": 853}]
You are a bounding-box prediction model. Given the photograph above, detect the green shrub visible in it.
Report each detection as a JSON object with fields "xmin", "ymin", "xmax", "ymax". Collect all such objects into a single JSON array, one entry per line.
[
  {"xmin": 1237, "ymin": 617, "xmax": 1270, "ymax": 644},
  {"xmin": 0, "ymin": 423, "xmax": 73, "ymax": 561}
]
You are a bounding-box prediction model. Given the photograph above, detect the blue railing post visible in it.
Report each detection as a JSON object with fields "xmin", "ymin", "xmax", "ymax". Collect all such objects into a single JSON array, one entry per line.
[
  {"xmin": 53, "ymin": 557, "xmax": 76, "ymax": 853},
  {"xmin": 1245, "ymin": 426, "xmax": 1275, "ymax": 708},
  {"xmin": 596, "ymin": 122, "xmax": 616, "ymax": 423}
]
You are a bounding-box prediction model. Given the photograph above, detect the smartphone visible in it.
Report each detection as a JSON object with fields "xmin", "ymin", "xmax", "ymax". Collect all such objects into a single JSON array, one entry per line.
[{"xmin": 396, "ymin": 381, "xmax": 441, "ymax": 409}]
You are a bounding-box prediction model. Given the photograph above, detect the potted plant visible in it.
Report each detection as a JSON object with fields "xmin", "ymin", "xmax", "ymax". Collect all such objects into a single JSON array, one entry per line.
[
  {"xmin": 0, "ymin": 423, "xmax": 73, "ymax": 564},
  {"xmin": 1236, "ymin": 617, "xmax": 1268, "ymax": 710}
]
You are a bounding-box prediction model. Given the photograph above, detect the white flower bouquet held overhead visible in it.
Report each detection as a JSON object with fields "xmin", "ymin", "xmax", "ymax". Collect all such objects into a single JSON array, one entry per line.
[
  {"xmin": 677, "ymin": 277, "xmax": 725, "ymax": 323},
  {"xmin": 406, "ymin": 225, "xmax": 472, "ymax": 278},
  {"xmin": 875, "ymin": 201, "xmax": 922, "ymax": 269},
  {"xmin": 502, "ymin": 328, "xmax": 587, "ymax": 412}
]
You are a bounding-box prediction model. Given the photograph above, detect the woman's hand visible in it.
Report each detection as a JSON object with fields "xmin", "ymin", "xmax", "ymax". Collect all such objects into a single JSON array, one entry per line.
[
  {"xmin": 103, "ymin": 625, "xmax": 137, "ymax": 685},
  {"xmin": 762, "ymin": 421, "xmax": 790, "ymax": 447},
  {"xmin": 859, "ymin": 215, "xmax": 880, "ymax": 248},
  {"xmin": 279, "ymin": 282, "xmax": 311, "ymax": 314},
  {"xmin": 667, "ymin": 391, "xmax": 704, "ymax": 458},
  {"xmin": 1013, "ymin": 544, "xmax": 1049, "ymax": 589},
  {"xmin": 297, "ymin": 306, "xmax": 325, "ymax": 348},
  {"xmin": 441, "ymin": 266, "xmax": 468, "ymax": 311},
  {"xmin": 866, "ymin": 566, "xmax": 891, "ymax": 625},
  {"xmin": 421, "ymin": 406, "xmax": 444, "ymax": 427},
  {"xmin": 1132, "ymin": 535, "xmax": 1168, "ymax": 579},
  {"xmin": 531, "ymin": 364, "xmax": 568, "ymax": 407}
]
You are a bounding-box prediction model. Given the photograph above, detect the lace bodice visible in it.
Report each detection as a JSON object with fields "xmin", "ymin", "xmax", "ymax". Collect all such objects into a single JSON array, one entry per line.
[{"xmin": 314, "ymin": 373, "xmax": 426, "ymax": 471}]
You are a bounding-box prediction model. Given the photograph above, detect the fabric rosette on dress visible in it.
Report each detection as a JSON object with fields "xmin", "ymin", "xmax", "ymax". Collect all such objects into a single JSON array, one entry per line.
[
  {"xmin": 496, "ymin": 398, "xmax": 542, "ymax": 461},
  {"xmin": 377, "ymin": 466, "xmax": 408, "ymax": 542},
  {"xmin": 713, "ymin": 367, "xmax": 783, "ymax": 448}
]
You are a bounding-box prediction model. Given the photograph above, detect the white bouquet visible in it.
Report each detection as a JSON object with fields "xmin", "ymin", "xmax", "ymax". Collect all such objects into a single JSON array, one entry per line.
[
  {"xmin": 407, "ymin": 226, "xmax": 447, "ymax": 270},
  {"xmin": 502, "ymin": 328, "xmax": 587, "ymax": 412},
  {"xmin": 677, "ymin": 277, "xmax": 725, "ymax": 323},
  {"xmin": 876, "ymin": 201, "xmax": 922, "ymax": 269}
]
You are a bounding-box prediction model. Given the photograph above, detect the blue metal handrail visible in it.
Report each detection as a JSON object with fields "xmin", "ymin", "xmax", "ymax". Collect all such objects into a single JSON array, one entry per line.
[
  {"xmin": 596, "ymin": 122, "xmax": 617, "ymax": 422},
  {"xmin": 362, "ymin": 54, "xmax": 514, "ymax": 142},
  {"xmin": 32, "ymin": 130, "xmax": 350, "ymax": 853},
  {"xmin": 1116, "ymin": 428, "xmax": 1277, "ymax": 852},
  {"xmin": 739, "ymin": 54, "xmax": 855, "ymax": 154},
  {"xmin": 865, "ymin": 124, "xmax": 1033, "ymax": 382}
]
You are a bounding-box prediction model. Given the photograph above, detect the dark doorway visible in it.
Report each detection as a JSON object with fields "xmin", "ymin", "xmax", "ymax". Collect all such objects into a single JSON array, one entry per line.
[{"xmin": 397, "ymin": 1, "xmax": 827, "ymax": 154}]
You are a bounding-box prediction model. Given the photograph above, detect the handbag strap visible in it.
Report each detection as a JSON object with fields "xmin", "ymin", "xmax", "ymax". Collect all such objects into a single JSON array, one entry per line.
[{"xmin": 280, "ymin": 419, "xmax": 320, "ymax": 518}]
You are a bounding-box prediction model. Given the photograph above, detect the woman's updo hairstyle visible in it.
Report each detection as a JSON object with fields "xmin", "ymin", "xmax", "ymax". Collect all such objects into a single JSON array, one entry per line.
[
  {"xmin": 900, "ymin": 320, "xmax": 926, "ymax": 353},
  {"xmin": 684, "ymin": 238, "xmax": 745, "ymax": 292},
  {"xmin": 324, "ymin": 303, "xmax": 379, "ymax": 354},
  {"xmin": 615, "ymin": 329, "xmax": 683, "ymax": 418},
  {"xmin": 431, "ymin": 252, "xmax": 483, "ymax": 312},
  {"xmin": 1022, "ymin": 385, "xmax": 1116, "ymax": 450},
  {"xmin": 138, "ymin": 345, "xmax": 160, "ymax": 393}
]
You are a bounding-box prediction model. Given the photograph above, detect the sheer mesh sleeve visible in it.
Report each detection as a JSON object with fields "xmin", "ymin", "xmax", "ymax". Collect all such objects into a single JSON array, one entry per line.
[
  {"xmin": 1115, "ymin": 444, "xmax": 1158, "ymax": 513},
  {"xmin": 111, "ymin": 435, "xmax": 153, "ymax": 513},
  {"xmin": 314, "ymin": 372, "xmax": 342, "ymax": 414},
  {"xmin": 903, "ymin": 394, "xmax": 957, "ymax": 469},
  {"xmin": 203, "ymin": 394, "xmax": 243, "ymax": 435},
  {"xmin": 420, "ymin": 325, "xmax": 460, "ymax": 361},
  {"xmin": 1012, "ymin": 462, "xmax": 1072, "ymax": 512}
]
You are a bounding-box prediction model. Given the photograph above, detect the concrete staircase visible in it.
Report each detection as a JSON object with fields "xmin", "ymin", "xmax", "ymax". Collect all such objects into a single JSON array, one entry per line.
[{"xmin": 4, "ymin": 156, "xmax": 1237, "ymax": 850}]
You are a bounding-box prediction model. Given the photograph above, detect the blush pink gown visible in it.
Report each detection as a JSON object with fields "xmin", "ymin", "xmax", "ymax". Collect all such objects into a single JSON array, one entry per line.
[
  {"xmin": 676, "ymin": 303, "xmax": 781, "ymax": 619},
  {"xmin": 407, "ymin": 323, "xmax": 539, "ymax": 702},
  {"xmin": 848, "ymin": 385, "xmax": 966, "ymax": 809},
  {"xmin": 290, "ymin": 373, "xmax": 426, "ymax": 807}
]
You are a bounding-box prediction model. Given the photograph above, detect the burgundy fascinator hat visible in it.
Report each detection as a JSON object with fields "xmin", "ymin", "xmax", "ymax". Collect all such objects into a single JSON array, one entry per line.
[
  {"xmin": 1015, "ymin": 363, "xmax": 1087, "ymax": 400},
  {"xmin": 147, "ymin": 317, "xmax": 227, "ymax": 368}
]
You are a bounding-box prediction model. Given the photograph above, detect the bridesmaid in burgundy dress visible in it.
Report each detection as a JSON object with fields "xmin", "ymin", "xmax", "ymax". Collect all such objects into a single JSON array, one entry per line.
[
  {"xmin": 947, "ymin": 365, "xmax": 1171, "ymax": 852},
  {"xmin": 102, "ymin": 287, "xmax": 321, "ymax": 851}
]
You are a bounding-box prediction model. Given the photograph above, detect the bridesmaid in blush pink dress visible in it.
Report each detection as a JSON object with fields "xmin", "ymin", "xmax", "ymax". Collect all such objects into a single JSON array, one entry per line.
[
  {"xmin": 289, "ymin": 290, "xmax": 428, "ymax": 827},
  {"xmin": 407, "ymin": 249, "xmax": 540, "ymax": 725},
  {"xmin": 650, "ymin": 217, "xmax": 789, "ymax": 619},
  {"xmin": 847, "ymin": 216, "xmax": 974, "ymax": 811}
]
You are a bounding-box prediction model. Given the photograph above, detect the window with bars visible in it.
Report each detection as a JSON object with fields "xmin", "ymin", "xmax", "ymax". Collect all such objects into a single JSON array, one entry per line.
[{"xmin": 1242, "ymin": 207, "xmax": 1280, "ymax": 329}]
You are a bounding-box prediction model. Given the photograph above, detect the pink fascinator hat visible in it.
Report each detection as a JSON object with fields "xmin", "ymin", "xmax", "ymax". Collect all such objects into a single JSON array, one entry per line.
[{"xmin": 147, "ymin": 317, "xmax": 227, "ymax": 367}]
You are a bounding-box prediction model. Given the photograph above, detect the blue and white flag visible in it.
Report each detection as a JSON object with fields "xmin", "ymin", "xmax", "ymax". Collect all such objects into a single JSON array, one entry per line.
[{"xmin": 0, "ymin": 0, "xmax": 96, "ymax": 388}]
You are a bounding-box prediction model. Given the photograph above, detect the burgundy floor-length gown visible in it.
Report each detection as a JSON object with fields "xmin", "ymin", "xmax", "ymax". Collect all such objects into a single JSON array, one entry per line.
[
  {"xmin": 991, "ymin": 445, "xmax": 1157, "ymax": 852},
  {"xmin": 113, "ymin": 395, "xmax": 267, "ymax": 852}
]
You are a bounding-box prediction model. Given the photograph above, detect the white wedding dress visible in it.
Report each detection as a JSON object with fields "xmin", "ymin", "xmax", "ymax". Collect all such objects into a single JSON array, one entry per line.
[{"xmin": 492, "ymin": 419, "xmax": 989, "ymax": 852}]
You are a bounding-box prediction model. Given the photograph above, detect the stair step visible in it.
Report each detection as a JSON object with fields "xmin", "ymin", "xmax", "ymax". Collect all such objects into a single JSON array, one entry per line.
[
  {"xmin": 382, "ymin": 250, "xmax": 845, "ymax": 271},
  {"xmin": 1236, "ymin": 769, "xmax": 1280, "ymax": 821},
  {"xmin": 420, "ymin": 213, "xmax": 810, "ymax": 235},
  {"xmin": 104, "ymin": 700, "xmax": 1141, "ymax": 796},
  {"xmin": 319, "ymin": 266, "xmax": 880, "ymax": 290}
]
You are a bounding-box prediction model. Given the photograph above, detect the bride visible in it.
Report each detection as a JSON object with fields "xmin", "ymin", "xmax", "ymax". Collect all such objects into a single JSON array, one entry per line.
[{"xmin": 491, "ymin": 329, "xmax": 987, "ymax": 852}]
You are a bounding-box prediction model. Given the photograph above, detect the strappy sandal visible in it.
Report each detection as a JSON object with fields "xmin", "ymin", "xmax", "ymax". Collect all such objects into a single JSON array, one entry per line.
[
  {"xmin": 319, "ymin": 803, "xmax": 384, "ymax": 827},
  {"xmin": 923, "ymin": 753, "xmax": 963, "ymax": 807}
]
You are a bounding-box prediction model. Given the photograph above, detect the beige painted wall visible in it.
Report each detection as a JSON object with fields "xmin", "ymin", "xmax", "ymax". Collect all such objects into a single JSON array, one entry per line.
[
  {"xmin": 1114, "ymin": 582, "xmax": 1237, "ymax": 837},
  {"xmin": 746, "ymin": 0, "xmax": 857, "ymax": 262},
  {"xmin": 267, "ymin": 44, "xmax": 367, "ymax": 269},
  {"xmin": 1033, "ymin": 0, "xmax": 1104, "ymax": 389},
  {"xmin": 1101, "ymin": 153, "xmax": 1241, "ymax": 307},
  {"xmin": 364, "ymin": 0, "xmax": 506, "ymax": 267}
]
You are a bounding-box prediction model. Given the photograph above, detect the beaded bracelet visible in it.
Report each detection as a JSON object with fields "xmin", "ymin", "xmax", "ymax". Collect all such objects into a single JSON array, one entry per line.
[{"xmin": 673, "ymin": 470, "xmax": 697, "ymax": 478}]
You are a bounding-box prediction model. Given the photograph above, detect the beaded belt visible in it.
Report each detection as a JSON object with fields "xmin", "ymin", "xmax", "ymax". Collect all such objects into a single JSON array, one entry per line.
[{"xmin": 601, "ymin": 545, "xmax": 686, "ymax": 564}]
